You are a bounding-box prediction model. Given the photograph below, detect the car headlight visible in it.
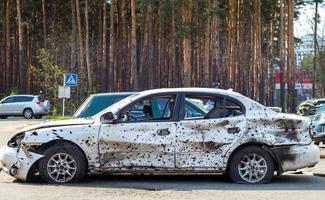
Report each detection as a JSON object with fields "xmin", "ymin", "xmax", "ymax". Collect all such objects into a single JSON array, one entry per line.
[{"xmin": 7, "ymin": 132, "xmax": 25, "ymax": 147}]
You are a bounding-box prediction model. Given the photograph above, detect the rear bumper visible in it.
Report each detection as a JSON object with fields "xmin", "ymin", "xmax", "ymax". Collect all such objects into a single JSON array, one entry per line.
[
  {"xmin": 33, "ymin": 107, "xmax": 49, "ymax": 115},
  {"xmin": 272, "ymin": 144, "xmax": 320, "ymax": 172},
  {"xmin": 0, "ymin": 146, "xmax": 43, "ymax": 181}
]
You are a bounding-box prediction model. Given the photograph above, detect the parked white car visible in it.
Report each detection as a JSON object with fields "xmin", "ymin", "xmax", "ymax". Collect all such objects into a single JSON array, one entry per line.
[
  {"xmin": 0, "ymin": 95, "xmax": 50, "ymax": 119},
  {"xmin": 0, "ymin": 88, "xmax": 319, "ymax": 184}
]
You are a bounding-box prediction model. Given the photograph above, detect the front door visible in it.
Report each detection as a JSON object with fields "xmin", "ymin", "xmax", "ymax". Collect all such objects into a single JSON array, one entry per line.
[
  {"xmin": 99, "ymin": 94, "xmax": 179, "ymax": 169},
  {"xmin": 176, "ymin": 93, "xmax": 246, "ymax": 169},
  {"xmin": 0, "ymin": 97, "xmax": 15, "ymax": 114}
]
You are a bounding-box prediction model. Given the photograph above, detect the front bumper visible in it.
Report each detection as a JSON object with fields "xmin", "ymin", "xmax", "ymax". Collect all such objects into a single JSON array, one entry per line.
[
  {"xmin": 0, "ymin": 146, "xmax": 43, "ymax": 181},
  {"xmin": 272, "ymin": 144, "xmax": 320, "ymax": 172}
]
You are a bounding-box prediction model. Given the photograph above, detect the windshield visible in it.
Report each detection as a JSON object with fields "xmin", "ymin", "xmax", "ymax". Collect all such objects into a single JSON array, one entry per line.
[{"xmin": 93, "ymin": 92, "xmax": 140, "ymax": 118}]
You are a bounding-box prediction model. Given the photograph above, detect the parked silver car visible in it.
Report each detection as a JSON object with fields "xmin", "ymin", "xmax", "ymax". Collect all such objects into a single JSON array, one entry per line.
[{"xmin": 0, "ymin": 95, "xmax": 50, "ymax": 119}]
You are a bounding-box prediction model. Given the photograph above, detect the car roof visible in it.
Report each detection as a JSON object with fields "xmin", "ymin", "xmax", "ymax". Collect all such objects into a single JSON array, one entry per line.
[
  {"xmin": 136, "ymin": 87, "xmax": 241, "ymax": 97},
  {"xmin": 8, "ymin": 95, "xmax": 36, "ymax": 97},
  {"xmin": 89, "ymin": 92, "xmax": 134, "ymax": 97}
]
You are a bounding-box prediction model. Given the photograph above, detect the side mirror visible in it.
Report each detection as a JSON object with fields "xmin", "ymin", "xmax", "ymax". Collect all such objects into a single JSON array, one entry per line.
[{"xmin": 100, "ymin": 112, "xmax": 116, "ymax": 124}]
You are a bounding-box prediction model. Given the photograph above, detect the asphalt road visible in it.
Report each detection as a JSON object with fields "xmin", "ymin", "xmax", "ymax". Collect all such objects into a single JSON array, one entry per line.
[{"xmin": 1, "ymin": 118, "xmax": 325, "ymax": 200}]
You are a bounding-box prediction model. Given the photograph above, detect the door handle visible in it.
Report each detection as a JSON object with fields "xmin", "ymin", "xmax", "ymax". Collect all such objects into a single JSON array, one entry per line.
[
  {"xmin": 157, "ymin": 128, "xmax": 170, "ymax": 136},
  {"xmin": 227, "ymin": 127, "xmax": 240, "ymax": 134}
]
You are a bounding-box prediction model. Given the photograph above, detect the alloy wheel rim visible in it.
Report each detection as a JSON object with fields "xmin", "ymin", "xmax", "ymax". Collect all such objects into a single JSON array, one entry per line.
[
  {"xmin": 47, "ymin": 153, "xmax": 77, "ymax": 183},
  {"xmin": 238, "ymin": 153, "xmax": 267, "ymax": 183},
  {"xmin": 24, "ymin": 110, "xmax": 32, "ymax": 118}
]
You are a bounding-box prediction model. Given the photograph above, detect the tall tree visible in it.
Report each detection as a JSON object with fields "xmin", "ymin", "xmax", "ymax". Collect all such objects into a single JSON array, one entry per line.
[
  {"xmin": 1, "ymin": 0, "xmax": 10, "ymax": 94},
  {"xmin": 85, "ymin": 0, "xmax": 92, "ymax": 92},
  {"xmin": 279, "ymin": 0, "xmax": 286, "ymax": 111},
  {"xmin": 130, "ymin": 0, "xmax": 138, "ymax": 90},
  {"xmin": 75, "ymin": 0, "xmax": 85, "ymax": 96},
  {"xmin": 16, "ymin": 0, "xmax": 24, "ymax": 92},
  {"xmin": 42, "ymin": 0, "xmax": 47, "ymax": 48},
  {"xmin": 312, "ymin": 0, "xmax": 320, "ymax": 97},
  {"xmin": 287, "ymin": 0, "xmax": 295, "ymax": 112}
]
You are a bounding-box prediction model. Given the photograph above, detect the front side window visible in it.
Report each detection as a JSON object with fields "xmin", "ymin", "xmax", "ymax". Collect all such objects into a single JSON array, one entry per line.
[
  {"xmin": 184, "ymin": 94, "xmax": 244, "ymax": 120},
  {"xmin": 119, "ymin": 95, "xmax": 176, "ymax": 122},
  {"xmin": 2, "ymin": 97, "xmax": 15, "ymax": 104}
]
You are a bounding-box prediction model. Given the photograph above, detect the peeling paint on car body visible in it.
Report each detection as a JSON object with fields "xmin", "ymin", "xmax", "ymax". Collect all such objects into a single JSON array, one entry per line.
[{"xmin": 0, "ymin": 88, "xmax": 320, "ymax": 181}]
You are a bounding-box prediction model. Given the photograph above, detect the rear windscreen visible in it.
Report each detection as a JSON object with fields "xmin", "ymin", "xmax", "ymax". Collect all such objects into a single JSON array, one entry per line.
[{"xmin": 37, "ymin": 96, "xmax": 45, "ymax": 102}]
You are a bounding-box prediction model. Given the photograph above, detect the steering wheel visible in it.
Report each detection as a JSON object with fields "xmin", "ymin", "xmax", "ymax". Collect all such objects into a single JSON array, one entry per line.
[{"xmin": 120, "ymin": 112, "xmax": 137, "ymax": 122}]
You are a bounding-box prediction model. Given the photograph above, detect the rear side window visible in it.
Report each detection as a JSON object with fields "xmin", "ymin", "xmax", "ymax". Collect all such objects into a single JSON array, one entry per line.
[
  {"xmin": 14, "ymin": 96, "xmax": 34, "ymax": 102},
  {"xmin": 37, "ymin": 96, "xmax": 45, "ymax": 102},
  {"xmin": 184, "ymin": 94, "xmax": 244, "ymax": 119}
]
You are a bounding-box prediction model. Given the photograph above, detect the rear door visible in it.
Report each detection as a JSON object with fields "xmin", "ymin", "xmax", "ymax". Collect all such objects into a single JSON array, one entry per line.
[
  {"xmin": 99, "ymin": 93, "xmax": 180, "ymax": 169},
  {"xmin": 176, "ymin": 93, "xmax": 246, "ymax": 169},
  {"xmin": 12, "ymin": 96, "xmax": 34, "ymax": 114}
]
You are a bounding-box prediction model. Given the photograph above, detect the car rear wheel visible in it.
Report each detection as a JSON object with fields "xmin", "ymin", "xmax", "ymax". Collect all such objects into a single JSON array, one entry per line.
[
  {"xmin": 23, "ymin": 108, "xmax": 34, "ymax": 119},
  {"xmin": 0, "ymin": 115, "xmax": 7, "ymax": 119},
  {"xmin": 39, "ymin": 142, "xmax": 87, "ymax": 183},
  {"xmin": 34, "ymin": 114, "xmax": 43, "ymax": 119},
  {"xmin": 228, "ymin": 146, "xmax": 274, "ymax": 183}
]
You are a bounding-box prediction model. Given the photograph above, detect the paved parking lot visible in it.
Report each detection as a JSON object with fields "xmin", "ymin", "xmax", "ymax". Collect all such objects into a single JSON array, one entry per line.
[{"xmin": 1, "ymin": 118, "xmax": 325, "ymax": 200}]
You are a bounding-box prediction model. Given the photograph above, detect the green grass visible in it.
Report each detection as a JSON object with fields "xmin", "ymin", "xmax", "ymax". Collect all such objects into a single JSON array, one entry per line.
[{"xmin": 48, "ymin": 115, "xmax": 72, "ymax": 120}]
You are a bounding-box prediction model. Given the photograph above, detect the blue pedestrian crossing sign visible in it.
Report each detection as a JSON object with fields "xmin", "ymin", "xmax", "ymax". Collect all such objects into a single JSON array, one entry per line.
[{"xmin": 65, "ymin": 73, "xmax": 78, "ymax": 87}]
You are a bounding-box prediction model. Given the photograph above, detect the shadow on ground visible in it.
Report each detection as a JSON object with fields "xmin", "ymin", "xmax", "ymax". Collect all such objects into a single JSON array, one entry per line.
[{"xmin": 13, "ymin": 173, "xmax": 325, "ymax": 191}]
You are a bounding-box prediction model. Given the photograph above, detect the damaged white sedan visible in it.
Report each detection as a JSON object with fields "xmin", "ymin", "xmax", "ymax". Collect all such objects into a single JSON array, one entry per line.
[{"xmin": 0, "ymin": 88, "xmax": 320, "ymax": 184}]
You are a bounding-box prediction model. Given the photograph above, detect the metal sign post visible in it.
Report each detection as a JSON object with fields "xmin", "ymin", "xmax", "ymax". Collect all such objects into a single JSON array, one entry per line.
[
  {"xmin": 59, "ymin": 73, "xmax": 76, "ymax": 117},
  {"xmin": 63, "ymin": 75, "xmax": 66, "ymax": 117}
]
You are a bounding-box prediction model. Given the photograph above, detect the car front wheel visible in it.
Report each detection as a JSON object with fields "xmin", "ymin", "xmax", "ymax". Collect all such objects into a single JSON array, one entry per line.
[
  {"xmin": 39, "ymin": 142, "xmax": 87, "ymax": 183},
  {"xmin": 228, "ymin": 146, "xmax": 274, "ymax": 183},
  {"xmin": 0, "ymin": 115, "xmax": 7, "ymax": 119}
]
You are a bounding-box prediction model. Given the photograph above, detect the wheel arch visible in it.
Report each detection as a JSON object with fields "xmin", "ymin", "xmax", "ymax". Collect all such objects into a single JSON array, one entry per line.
[
  {"xmin": 37, "ymin": 139, "xmax": 88, "ymax": 165},
  {"xmin": 225, "ymin": 142, "xmax": 282, "ymax": 175},
  {"xmin": 23, "ymin": 107, "xmax": 34, "ymax": 114},
  {"xmin": 26, "ymin": 139, "xmax": 89, "ymax": 181}
]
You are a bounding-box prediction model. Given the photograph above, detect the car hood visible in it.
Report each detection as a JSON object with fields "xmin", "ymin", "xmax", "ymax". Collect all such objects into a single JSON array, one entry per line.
[{"xmin": 14, "ymin": 118, "xmax": 95, "ymax": 135}]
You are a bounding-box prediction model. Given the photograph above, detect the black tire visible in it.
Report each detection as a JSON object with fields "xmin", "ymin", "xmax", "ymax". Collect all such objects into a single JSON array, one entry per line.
[
  {"xmin": 39, "ymin": 142, "xmax": 87, "ymax": 183},
  {"xmin": 23, "ymin": 108, "xmax": 34, "ymax": 119},
  {"xmin": 34, "ymin": 114, "xmax": 43, "ymax": 119},
  {"xmin": 315, "ymin": 142, "xmax": 320, "ymax": 146},
  {"xmin": 0, "ymin": 115, "xmax": 7, "ymax": 119},
  {"xmin": 228, "ymin": 145, "xmax": 275, "ymax": 184}
]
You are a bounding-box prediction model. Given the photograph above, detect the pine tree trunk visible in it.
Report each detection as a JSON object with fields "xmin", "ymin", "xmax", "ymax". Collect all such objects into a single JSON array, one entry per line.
[
  {"xmin": 1, "ymin": 0, "xmax": 10, "ymax": 93},
  {"xmin": 109, "ymin": 0, "xmax": 115, "ymax": 91},
  {"xmin": 42, "ymin": 0, "xmax": 47, "ymax": 48},
  {"xmin": 16, "ymin": 0, "xmax": 25, "ymax": 92},
  {"xmin": 130, "ymin": 0, "xmax": 139, "ymax": 90},
  {"xmin": 85, "ymin": 0, "xmax": 92, "ymax": 93},
  {"xmin": 97, "ymin": 0, "xmax": 103, "ymax": 91},
  {"xmin": 75, "ymin": 0, "xmax": 85, "ymax": 97},
  {"xmin": 279, "ymin": 0, "xmax": 286, "ymax": 111},
  {"xmin": 312, "ymin": 0, "xmax": 319, "ymax": 97},
  {"xmin": 287, "ymin": 0, "xmax": 295, "ymax": 112},
  {"xmin": 182, "ymin": 0, "xmax": 192, "ymax": 87}
]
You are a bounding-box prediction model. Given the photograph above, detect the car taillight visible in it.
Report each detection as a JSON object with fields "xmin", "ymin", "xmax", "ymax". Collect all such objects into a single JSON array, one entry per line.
[{"xmin": 35, "ymin": 101, "xmax": 41, "ymax": 106}]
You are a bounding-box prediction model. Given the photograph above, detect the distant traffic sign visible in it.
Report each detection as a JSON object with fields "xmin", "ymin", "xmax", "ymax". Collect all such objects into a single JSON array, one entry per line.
[
  {"xmin": 65, "ymin": 73, "xmax": 78, "ymax": 87},
  {"xmin": 58, "ymin": 86, "xmax": 71, "ymax": 99}
]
